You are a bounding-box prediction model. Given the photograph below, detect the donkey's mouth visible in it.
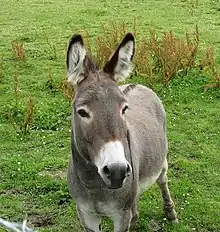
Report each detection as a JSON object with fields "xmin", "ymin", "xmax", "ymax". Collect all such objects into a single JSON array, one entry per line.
[{"xmin": 108, "ymin": 184, "xmax": 123, "ymax": 189}]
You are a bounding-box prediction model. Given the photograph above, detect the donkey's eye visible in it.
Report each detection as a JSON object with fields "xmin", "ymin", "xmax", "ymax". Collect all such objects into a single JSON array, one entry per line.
[
  {"xmin": 122, "ymin": 105, "xmax": 129, "ymax": 115},
  {"xmin": 77, "ymin": 109, "xmax": 90, "ymax": 118}
]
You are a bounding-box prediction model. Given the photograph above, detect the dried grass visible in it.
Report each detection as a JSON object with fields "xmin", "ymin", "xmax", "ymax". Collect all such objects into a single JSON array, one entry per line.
[
  {"xmin": 22, "ymin": 96, "xmax": 35, "ymax": 134},
  {"xmin": 147, "ymin": 26, "xmax": 199, "ymax": 83},
  {"xmin": 12, "ymin": 41, "xmax": 26, "ymax": 61},
  {"xmin": 200, "ymin": 47, "xmax": 220, "ymax": 91},
  {"xmin": 60, "ymin": 75, "xmax": 74, "ymax": 102}
]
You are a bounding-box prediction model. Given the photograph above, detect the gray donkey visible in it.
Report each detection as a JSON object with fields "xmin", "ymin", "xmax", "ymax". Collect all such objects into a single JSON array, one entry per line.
[{"xmin": 67, "ymin": 33, "xmax": 178, "ymax": 232}]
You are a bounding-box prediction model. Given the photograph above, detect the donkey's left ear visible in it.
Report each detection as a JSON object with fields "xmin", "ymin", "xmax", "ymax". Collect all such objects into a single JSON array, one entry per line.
[
  {"xmin": 103, "ymin": 33, "xmax": 135, "ymax": 82},
  {"xmin": 66, "ymin": 34, "xmax": 86, "ymax": 86}
]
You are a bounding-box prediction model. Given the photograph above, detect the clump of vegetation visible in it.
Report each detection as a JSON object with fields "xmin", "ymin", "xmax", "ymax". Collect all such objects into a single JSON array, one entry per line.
[
  {"xmin": 134, "ymin": 39, "xmax": 153, "ymax": 87},
  {"xmin": 200, "ymin": 47, "xmax": 220, "ymax": 91},
  {"xmin": 12, "ymin": 40, "xmax": 26, "ymax": 61},
  {"xmin": 22, "ymin": 96, "xmax": 35, "ymax": 134},
  {"xmin": 4, "ymin": 67, "xmax": 36, "ymax": 134},
  {"xmin": 7, "ymin": 96, "xmax": 35, "ymax": 135},
  {"xmin": 82, "ymin": 21, "xmax": 200, "ymax": 85},
  {"xmin": 147, "ymin": 26, "xmax": 199, "ymax": 83},
  {"xmin": 60, "ymin": 75, "xmax": 74, "ymax": 102},
  {"xmin": 46, "ymin": 65, "xmax": 54, "ymax": 89}
]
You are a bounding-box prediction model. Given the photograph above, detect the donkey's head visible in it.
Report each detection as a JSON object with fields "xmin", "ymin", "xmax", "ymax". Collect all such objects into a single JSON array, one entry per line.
[{"xmin": 67, "ymin": 33, "xmax": 135, "ymax": 189}]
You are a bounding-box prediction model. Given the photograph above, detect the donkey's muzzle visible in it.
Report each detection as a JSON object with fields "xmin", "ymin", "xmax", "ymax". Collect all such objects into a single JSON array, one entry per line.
[{"xmin": 102, "ymin": 163, "xmax": 131, "ymax": 189}]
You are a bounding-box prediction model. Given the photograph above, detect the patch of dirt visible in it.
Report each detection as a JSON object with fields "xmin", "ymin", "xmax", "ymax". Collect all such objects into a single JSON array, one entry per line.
[
  {"xmin": 0, "ymin": 188, "xmax": 23, "ymax": 195},
  {"xmin": 148, "ymin": 219, "xmax": 162, "ymax": 231},
  {"xmin": 28, "ymin": 213, "xmax": 55, "ymax": 227}
]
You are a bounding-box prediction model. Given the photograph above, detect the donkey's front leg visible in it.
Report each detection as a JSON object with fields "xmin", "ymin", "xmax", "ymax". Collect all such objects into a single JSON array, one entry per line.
[
  {"xmin": 131, "ymin": 196, "xmax": 139, "ymax": 223},
  {"xmin": 77, "ymin": 204, "xmax": 102, "ymax": 232},
  {"xmin": 113, "ymin": 209, "xmax": 132, "ymax": 232}
]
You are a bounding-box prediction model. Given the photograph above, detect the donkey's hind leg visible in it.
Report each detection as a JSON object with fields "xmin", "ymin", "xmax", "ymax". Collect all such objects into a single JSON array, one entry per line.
[{"xmin": 156, "ymin": 160, "xmax": 178, "ymax": 223}]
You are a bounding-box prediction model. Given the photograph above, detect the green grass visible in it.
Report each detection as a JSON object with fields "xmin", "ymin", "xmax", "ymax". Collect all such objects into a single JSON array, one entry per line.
[{"xmin": 0, "ymin": 0, "xmax": 220, "ymax": 231}]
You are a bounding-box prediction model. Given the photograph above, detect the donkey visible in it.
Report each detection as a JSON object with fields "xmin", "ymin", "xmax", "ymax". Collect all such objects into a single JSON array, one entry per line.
[{"xmin": 67, "ymin": 33, "xmax": 178, "ymax": 232}]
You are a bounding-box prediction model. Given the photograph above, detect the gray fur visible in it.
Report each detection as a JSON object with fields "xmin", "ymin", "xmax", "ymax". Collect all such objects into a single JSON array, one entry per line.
[{"xmin": 67, "ymin": 33, "xmax": 178, "ymax": 232}]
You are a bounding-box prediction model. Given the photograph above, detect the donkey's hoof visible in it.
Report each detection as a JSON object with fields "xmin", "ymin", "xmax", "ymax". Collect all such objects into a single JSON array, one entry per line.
[
  {"xmin": 171, "ymin": 218, "xmax": 179, "ymax": 224},
  {"xmin": 131, "ymin": 214, "xmax": 139, "ymax": 227},
  {"xmin": 165, "ymin": 209, "xmax": 178, "ymax": 223}
]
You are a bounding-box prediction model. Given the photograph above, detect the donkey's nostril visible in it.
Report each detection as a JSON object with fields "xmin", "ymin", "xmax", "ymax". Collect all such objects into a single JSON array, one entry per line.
[
  {"xmin": 127, "ymin": 164, "xmax": 131, "ymax": 173},
  {"xmin": 103, "ymin": 165, "xmax": 110, "ymax": 175}
]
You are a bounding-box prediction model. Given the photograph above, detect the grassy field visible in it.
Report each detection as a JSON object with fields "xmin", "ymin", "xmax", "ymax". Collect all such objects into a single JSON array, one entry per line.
[{"xmin": 0, "ymin": 0, "xmax": 220, "ymax": 231}]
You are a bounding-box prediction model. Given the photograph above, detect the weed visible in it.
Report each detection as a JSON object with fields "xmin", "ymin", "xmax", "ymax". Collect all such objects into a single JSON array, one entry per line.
[
  {"xmin": 12, "ymin": 40, "xmax": 26, "ymax": 61},
  {"xmin": 46, "ymin": 65, "xmax": 54, "ymax": 89},
  {"xmin": 5, "ymin": 96, "xmax": 35, "ymax": 135},
  {"xmin": 200, "ymin": 47, "xmax": 220, "ymax": 91},
  {"xmin": 147, "ymin": 26, "xmax": 199, "ymax": 83},
  {"xmin": 134, "ymin": 39, "xmax": 153, "ymax": 86},
  {"xmin": 22, "ymin": 96, "xmax": 35, "ymax": 134},
  {"xmin": 13, "ymin": 68, "xmax": 20, "ymax": 107}
]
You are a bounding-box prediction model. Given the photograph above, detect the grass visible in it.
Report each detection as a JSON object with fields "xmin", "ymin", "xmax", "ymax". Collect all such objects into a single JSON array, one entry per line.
[{"xmin": 0, "ymin": 0, "xmax": 220, "ymax": 231}]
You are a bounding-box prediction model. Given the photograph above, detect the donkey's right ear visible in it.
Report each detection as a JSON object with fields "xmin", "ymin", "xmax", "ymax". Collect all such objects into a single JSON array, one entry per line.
[{"xmin": 66, "ymin": 34, "xmax": 86, "ymax": 86}]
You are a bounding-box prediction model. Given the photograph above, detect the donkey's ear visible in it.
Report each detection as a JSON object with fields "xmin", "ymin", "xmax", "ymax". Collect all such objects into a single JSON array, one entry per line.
[
  {"xmin": 103, "ymin": 33, "xmax": 135, "ymax": 82},
  {"xmin": 66, "ymin": 34, "xmax": 86, "ymax": 86}
]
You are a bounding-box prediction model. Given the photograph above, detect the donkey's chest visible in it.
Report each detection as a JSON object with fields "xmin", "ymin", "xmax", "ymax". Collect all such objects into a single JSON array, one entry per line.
[
  {"xmin": 96, "ymin": 201, "xmax": 119, "ymax": 216},
  {"xmin": 79, "ymin": 199, "xmax": 119, "ymax": 216}
]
